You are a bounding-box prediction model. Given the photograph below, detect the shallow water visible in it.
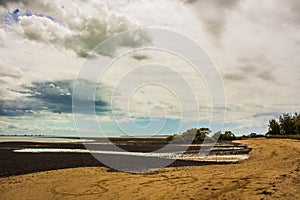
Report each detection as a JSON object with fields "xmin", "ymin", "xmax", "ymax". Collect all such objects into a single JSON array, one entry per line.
[
  {"xmin": 0, "ymin": 137, "xmax": 95, "ymax": 143},
  {"xmin": 14, "ymin": 148, "xmax": 249, "ymax": 162},
  {"xmin": 14, "ymin": 148, "xmax": 183, "ymax": 159}
]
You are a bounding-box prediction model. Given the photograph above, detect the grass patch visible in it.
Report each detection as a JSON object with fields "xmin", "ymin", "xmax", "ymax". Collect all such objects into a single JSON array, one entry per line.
[{"xmin": 266, "ymin": 134, "xmax": 300, "ymax": 140}]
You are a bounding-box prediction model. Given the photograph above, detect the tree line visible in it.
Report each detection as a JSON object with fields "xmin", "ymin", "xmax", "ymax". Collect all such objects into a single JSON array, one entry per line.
[
  {"xmin": 167, "ymin": 112, "xmax": 300, "ymax": 143},
  {"xmin": 167, "ymin": 128, "xmax": 236, "ymax": 143},
  {"xmin": 267, "ymin": 113, "xmax": 300, "ymax": 135}
]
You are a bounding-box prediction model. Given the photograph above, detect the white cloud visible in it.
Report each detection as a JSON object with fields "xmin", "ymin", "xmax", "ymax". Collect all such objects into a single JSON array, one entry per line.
[
  {"xmin": 2, "ymin": 0, "xmax": 144, "ymax": 58},
  {"xmin": 0, "ymin": 0, "xmax": 300, "ymax": 135}
]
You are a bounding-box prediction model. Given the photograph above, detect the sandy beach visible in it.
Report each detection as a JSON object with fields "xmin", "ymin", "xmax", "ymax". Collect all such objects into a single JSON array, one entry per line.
[{"xmin": 0, "ymin": 138, "xmax": 299, "ymax": 200}]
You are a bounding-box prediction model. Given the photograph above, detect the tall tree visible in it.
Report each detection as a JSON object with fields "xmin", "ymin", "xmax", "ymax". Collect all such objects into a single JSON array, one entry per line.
[
  {"xmin": 293, "ymin": 113, "xmax": 300, "ymax": 134},
  {"xmin": 268, "ymin": 119, "xmax": 281, "ymax": 135},
  {"xmin": 279, "ymin": 114, "xmax": 295, "ymax": 135}
]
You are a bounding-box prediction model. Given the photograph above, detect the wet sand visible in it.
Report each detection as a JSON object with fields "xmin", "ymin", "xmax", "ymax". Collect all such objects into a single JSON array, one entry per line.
[
  {"xmin": 0, "ymin": 140, "xmax": 250, "ymax": 177},
  {"xmin": 0, "ymin": 139, "xmax": 299, "ymax": 200}
]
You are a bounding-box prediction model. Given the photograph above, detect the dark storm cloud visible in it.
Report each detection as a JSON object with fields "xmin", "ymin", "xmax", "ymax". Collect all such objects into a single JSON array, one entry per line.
[
  {"xmin": 0, "ymin": 99, "xmax": 35, "ymax": 116},
  {"xmin": 0, "ymin": 80, "xmax": 109, "ymax": 116}
]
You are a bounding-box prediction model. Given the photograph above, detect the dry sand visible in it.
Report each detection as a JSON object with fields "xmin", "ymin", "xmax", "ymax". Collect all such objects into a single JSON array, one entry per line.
[{"xmin": 0, "ymin": 138, "xmax": 299, "ymax": 200}]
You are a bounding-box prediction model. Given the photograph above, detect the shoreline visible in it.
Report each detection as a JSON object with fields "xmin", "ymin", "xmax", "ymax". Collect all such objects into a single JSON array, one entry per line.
[
  {"xmin": 0, "ymin": 139, "xmax": 250, "ymax": 177},
  {"xmin": 0, "ymin": 138, "xmax": 299, "ymax": 199}
]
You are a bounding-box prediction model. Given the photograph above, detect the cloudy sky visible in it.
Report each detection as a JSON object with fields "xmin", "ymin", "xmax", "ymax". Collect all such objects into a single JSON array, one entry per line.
[{"xmin": 0, "ymin": 0, "xmax": 299, "ymax": 137}]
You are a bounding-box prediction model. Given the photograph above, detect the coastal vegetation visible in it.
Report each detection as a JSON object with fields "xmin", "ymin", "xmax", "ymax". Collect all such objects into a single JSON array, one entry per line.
[
  {"xmin": 167, "ymin": 112, "xmax": 300, "ymax": 143},
  {"xmin": 166, "ymin": 128, "xmax": 236, "ymax": 143},
  {"xmin": 267, "ymin": 112, "xmax": 300, "ymax": 139}
]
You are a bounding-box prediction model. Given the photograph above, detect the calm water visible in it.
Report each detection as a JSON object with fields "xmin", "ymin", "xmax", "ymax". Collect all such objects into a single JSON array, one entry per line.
[
  {"xmin": 14, "ymin": 148, "xmax": 249, "ymax": 162},
  {"xmin": 2, "ymin": 136, "xmax": 250, "ymax": 162},
  {"xmin": 0, "ymin": 136, "xmax": 95, "ymax": 143}
]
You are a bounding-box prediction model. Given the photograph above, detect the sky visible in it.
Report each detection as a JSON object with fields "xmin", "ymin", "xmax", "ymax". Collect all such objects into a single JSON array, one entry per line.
[{"xmin": 0, "ymin": 0, "xmax": 299, "ymax": 137}]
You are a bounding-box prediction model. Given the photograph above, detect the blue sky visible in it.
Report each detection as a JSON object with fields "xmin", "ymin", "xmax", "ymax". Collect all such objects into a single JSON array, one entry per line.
[{"xmin": 0, "ymin": 0, "xmax": 299, "ymax": 137}]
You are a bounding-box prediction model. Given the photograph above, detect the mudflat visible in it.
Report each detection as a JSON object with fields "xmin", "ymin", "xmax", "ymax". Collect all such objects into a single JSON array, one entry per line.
[{"xmin": 0, "ymin": 138, "xmax": 299, "ymax": 200}]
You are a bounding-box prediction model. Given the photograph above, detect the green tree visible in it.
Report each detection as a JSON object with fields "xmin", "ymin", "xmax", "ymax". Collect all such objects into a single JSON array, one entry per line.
[
  {"xmin": 249, "ymin": 133, "xmax": 258, "ymax": 138},
  {"xmin": 212, "ymin": 131, "xmax": 235, "ymax": 141},
  {"xmin": 219, "ymin": 131, "xmax": 236, "ymax": 140},
  {"xmin": 279, "ymin": 114, "xmax": 295, "ymax": 135},
  {"xmin": 167, "ymin": 127, "xmax": 212, "ymax": 143},
  {"xmin": 194, "ymin": 128, "xmax": 211, "ymax": 141},
  {"xmin": 181, "ymin": 128, "xmax": 198, "ymax": 141},
  {"xmin": 267, "ymin": 119, "xmax": 281, "ymax": 135},
  {"xmin": 293, "ymin": 113, "xmax": 300, "ymax": 134}
]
